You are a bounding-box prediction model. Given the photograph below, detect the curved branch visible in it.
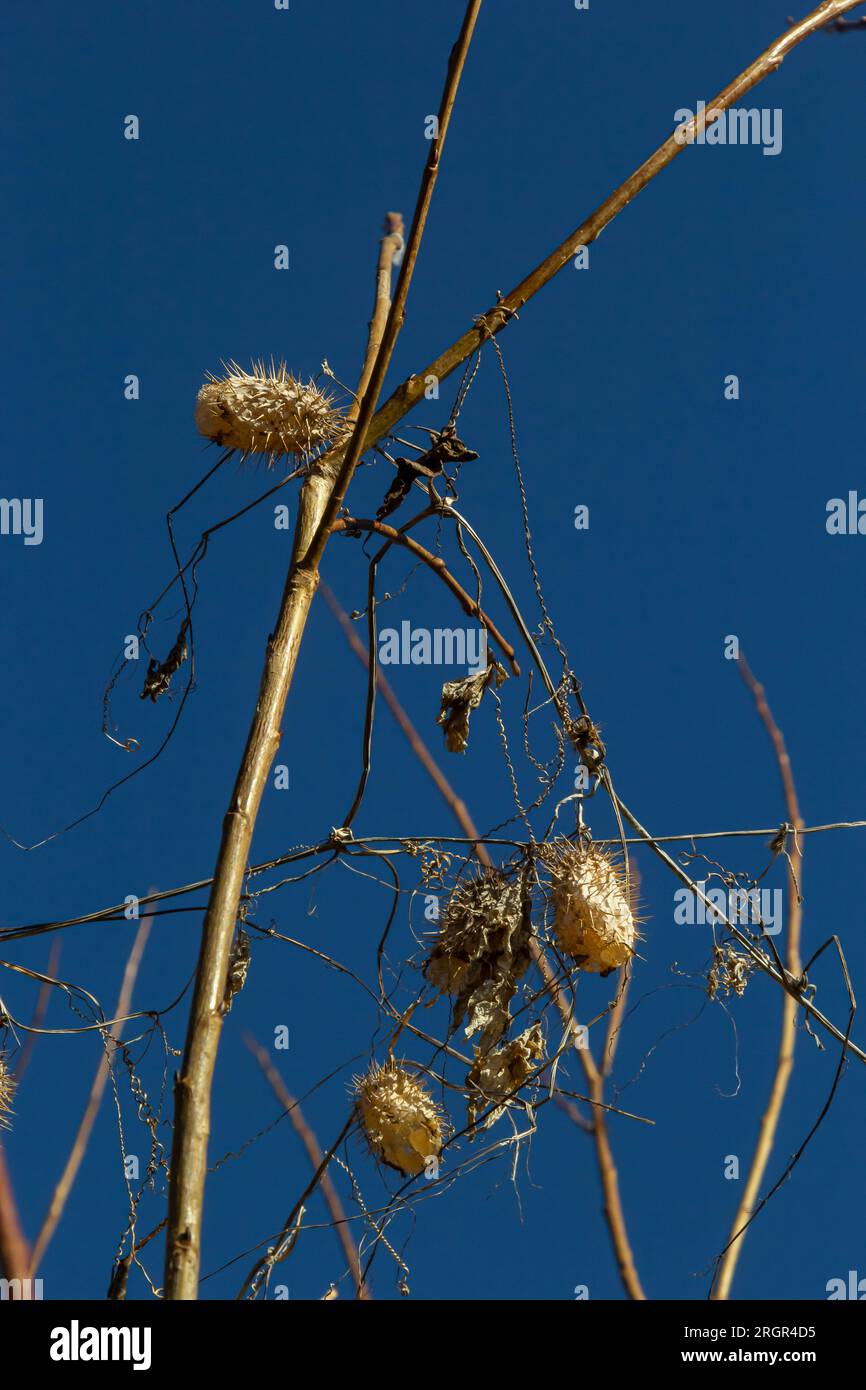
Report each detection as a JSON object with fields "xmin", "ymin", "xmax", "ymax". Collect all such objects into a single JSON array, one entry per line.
[
  {"xmin": 243, "ymin": 1034, "xmax": 371, "ymax": 1300},
  {"xmin": 711, "ymin": 657, "xmax": 803, "ymax": 1300},
  {"xmin": 332, "ymin": 516, "xmax": 520, "ymax": 674}
]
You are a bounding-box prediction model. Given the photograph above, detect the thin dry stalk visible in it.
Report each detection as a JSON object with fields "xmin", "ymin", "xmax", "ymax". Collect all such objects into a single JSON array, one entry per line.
[
  {"xmin": 28, "ymin": 911, "xmax": 152, "ymax": 1275},
  {"xmin": 362, "ymin": 0, "xmax": 863, "ymax": 448},
  {"xmin": 711, "ymin": 658, "xmax": 803, "ymax": 1300},
  {"xmin": 164, "ymin": 2, "xmax": 483, "ymax": 1300},
  {"xmin": 243, "ymin": 1033, "xmax": 371, "ymax": 1300},
  {"xmin": 14, "ymin": 939, "xmax": 62, "ymax": 1085},
  {"xmin": 558, "ymin": 881, "xmax": 643, "ymax": 1296},
  {"xmin": 0, "ymin": 940, "xmax": 62, "ymax": 1290},
  {"xmin": 0, "ymin": 1144, "xmax": 30, "ymax": 1290},
  {"xmin": 532, "ymin": 946, "xmax": 645, "ymax": 1300},
  {"xmin": 321, "ymin": 584, "xmax": 485, "ymax": 857},
  {"xmin": 331, "ymin": 517, "xmax": 519, "ymax": 672}
]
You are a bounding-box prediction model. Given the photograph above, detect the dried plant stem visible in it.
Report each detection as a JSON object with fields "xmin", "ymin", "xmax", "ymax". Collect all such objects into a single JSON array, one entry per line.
[
  {"xmin": 236, "ymin": 1113, "xmax": 357, "ymax": 1300},
  {"xmin": 242, "ymin": 1033, "xmax": 371, "ymax": 1300},
  {"xmin": 14, "ymin": 939, "xmax": 62, "ymax": 1085},
  {"xmin": 323, "ymin": 585, "xmax": 645, "ymax": 1300},
  {"xmin": 611, "ymin": 791, "xmax": 863, "ymax": 1064},
  {"xmin": 302, "ymin": 1, "xmax": 484, "ymax": 574},
  {"xmin": 561, "ymin": 885, "xmax": 644, "ymax": 1298},
  {"xmin": 0, "ymin": 941, "xmax": 64, "ymax": 1290},
  {"xmin": 0, "ymin": 1145, "xmax": 30, "ymax": 1290},
  {"xmin": 331, "ymin": 516, "xmax": 520, "ymax": 673},
  {"xmin": 164, "ymin": 2, "xmax": 483, "ymax": 1300},
  {"xmin": 711, "ymin": 658, "xmax": 803, "ymax": 1301},
  {"xmin": 532, "ymin": 947, "xmax": 645, "ymax": 1300},
  {"xmin": 321, "ymin": 584, "xmax": 485, "ymax": 857},
  {"xmin": 359, "ymin": 0, "xmax": 862, "ymax": 448},
  {"xmin": 574, "ymin": 1024, "xmax": 645, "ymax": 1300},
  {"xmin": 28, "ymin": 911, "xmax": 152, "ymax": 1276}
]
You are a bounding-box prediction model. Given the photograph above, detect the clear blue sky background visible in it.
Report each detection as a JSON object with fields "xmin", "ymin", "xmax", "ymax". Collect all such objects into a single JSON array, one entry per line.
[{"xmin": 1, "ymin": 1, "xmax": 864, "ymax": 1302}]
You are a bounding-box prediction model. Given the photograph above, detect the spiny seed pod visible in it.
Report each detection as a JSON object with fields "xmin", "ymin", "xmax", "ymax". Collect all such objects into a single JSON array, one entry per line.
[
  {"xmin": 0, "ymin": 1055, "xmax": 16, "ymax": 1131},
  {"xmin": 544, "ymin": 839, "xmax": 638, "ymax": 975},
  {"xmin": 354, "ymin": 1061, "xmax": 444, "ymax": 1178},
  {"xmin": 194, "ymin": 360, "xmax": 344, "ymax": 465},
  {"xmin": 424, "ymin": 869, "xmax": 532, "ymax": 1046},
  {"xmin": 425, "ymin": 870, "xmax": 525, "ymax": 999}
]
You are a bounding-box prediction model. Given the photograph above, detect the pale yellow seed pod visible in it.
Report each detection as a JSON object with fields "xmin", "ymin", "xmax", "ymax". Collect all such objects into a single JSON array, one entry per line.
[
  {"xmin": 195, "ymin": 360, "xmax": 343, "ymax": 464},
  {"xmin": 548, "ymin": 842, "xmax": 637, "ymax": 974},
  {"xmin": 355, "ymin": 1062, "xmax": 444, "ymax": 1177}
]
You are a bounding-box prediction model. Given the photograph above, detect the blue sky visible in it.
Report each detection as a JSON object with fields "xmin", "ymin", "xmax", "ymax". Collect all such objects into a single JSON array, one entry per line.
[{"xmin": 1, "ymin": 1, "xmax": 864, "ymax": 1301}]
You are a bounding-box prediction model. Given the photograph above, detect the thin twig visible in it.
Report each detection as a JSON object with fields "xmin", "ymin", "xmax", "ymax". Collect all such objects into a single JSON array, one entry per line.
[
  {"xmin": 531, "ymin": 945, "xmax": 646, "ymax": 1299},
  {"xmin": 28, "ymin": 910, "xmax": 152, "ymax": 1275},
  {"xmin": 0, "ymin": 1145, "xmax": 30, "ymax": 1291},
  {"xmin": 710, "ymin": 657, "xmax": 803, "ymax": 1300},
  {"xmin": 5, "ymin": 818, "xmax": 866, "ymax": 947},
  {"xmin": 242, "ymin": 1033, "xmax": 371, "ymax": 1299},
  {"xmin": 235, "ymin": 1114, "xmax": 357, "ymax": 1300},
  {"xmin": 332, "ymin": 515, "xmax": 520, "ymax": 672},
  {"xmin": 13, "ymin": 939, "xmax": 62, "ymax": 1085},
  {"xmin": 322, "ymin": 583, "xmax": 487, "ymax": 859},
  {"xmin": 0, "ymin": 939, "xmax": 62, "ymax": 1291},
  {"xmin": 608, "ymin": 793, "xmax": 865, "ymax": 1065}
]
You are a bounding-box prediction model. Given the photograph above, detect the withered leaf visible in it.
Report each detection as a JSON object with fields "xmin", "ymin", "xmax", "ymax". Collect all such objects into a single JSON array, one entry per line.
[
  {"xmin": 466, "ymin": 1023, "xmax": 545, "ymax": 1132},
  {"xmin": 436, "ymin": 661, "xmax": 505, "ymax": 753},
  {"xmin": 140, "ymin": 620, "xmax": 190, "ymax": 704}
]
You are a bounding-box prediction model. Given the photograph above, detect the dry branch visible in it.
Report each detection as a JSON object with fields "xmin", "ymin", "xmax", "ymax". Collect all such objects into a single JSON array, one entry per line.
[
  {"xmin": 0, "ymin": 1145, "xmax": 30, "ymax": 1291},
  {"xmin": 0, "ymin": 940, "xmax": 63, "ymax": 1290},
  {"xmin": 13, "ymin": 939, "xmax": 62, "ymax": 1086},
  {"xmin": 243, "ymin": 1033, "xmax": 371, "ymax": 1300},
  {"xmin": 28, "ymin": 910, "xmax": 152, "ymax": 1275},
  {"xmin": 331, "ymin": 516, "xmax": 520, "ymax": 673},
  {"xmin": 711, "ymin": 658, "xmax": 804, "ymax": 1300}
]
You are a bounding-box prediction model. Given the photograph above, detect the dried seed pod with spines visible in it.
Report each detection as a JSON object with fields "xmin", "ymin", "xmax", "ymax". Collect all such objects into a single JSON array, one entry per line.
[
  {"xmin": 0, "ymin": 1054, "xmax": 16, "ymax": 1131},
  {"xmin": 354, "ymin": 1061, "xmax": 445, "ymax": 1177},
  {"xmin": 542, "ymin": 838, "xmax": 639, "ymax": 975},
  {"xmin": 194, "ymin": 359, "xmax": 344, "ymax": 466},
  {"xmin": 424, "ymin": 868, "xmax": 532, "ymax": 1047}
]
